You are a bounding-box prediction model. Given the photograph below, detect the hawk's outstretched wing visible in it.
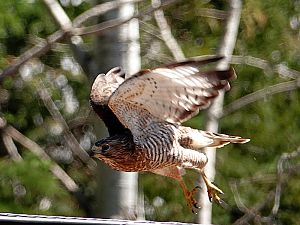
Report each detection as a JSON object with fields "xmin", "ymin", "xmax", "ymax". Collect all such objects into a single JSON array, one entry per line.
[
  {"xmin": 90, "ymin": 67, "xmax": 129, "ymax": 135},
  {"xmin": 108, "ymin": 56, "xmax": 235, "ymax": 138}
]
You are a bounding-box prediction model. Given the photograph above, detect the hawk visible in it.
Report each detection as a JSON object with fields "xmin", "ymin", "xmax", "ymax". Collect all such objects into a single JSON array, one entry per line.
[{"xmin": 89, "ymin": 56, "xmax": 249, "ymax": 212}]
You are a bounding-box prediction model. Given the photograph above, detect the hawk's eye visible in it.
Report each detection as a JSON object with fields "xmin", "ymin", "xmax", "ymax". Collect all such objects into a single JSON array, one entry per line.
[{"xmin": 101, "ymin": 144, "xmax": 110, "ymax": 152}]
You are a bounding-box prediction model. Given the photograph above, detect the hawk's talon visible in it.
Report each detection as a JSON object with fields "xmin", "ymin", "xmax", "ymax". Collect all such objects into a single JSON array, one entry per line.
[
  {"xmin": 193, "ymin": 202, "xmax": 201, "ymax": 209},
  {"xmin": 201, "ymin": 171, "xmax": 225, "ymax": 205},
  {"xmin": 191, "ymin": 202, "xmax": 201, "ymax": 214},
  {"xmin": 206, "ymin": 183, "xmax": 224, "ymax": 205},
  {"xmin": 182, "ymin": 185, "xmax": 201, "ymax": 213},
  {"xmin": 192, "ymin": 207, "xmax": 200, "ymax": 214}
]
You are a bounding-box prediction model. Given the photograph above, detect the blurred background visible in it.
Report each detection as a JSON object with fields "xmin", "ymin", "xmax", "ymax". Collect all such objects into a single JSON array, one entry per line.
[{"xmin": 0, "ymin": 0, "xmax": 300, "ymax": 224}]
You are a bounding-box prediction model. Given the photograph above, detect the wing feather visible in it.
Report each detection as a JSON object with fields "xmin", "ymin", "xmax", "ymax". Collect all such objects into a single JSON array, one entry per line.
[
  {"xmin": 90, "ymin": 67, "xmax": 128, "ymax": 135},
  {"xmin": 108, "ymin": 56, "xmax": 235, "ymax": 135}
]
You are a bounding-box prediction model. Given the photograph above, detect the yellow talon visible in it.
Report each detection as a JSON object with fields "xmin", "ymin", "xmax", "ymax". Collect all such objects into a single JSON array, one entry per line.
[{"xmin": 201, "ymin": 171, "xmax": 224, "ymax": 205}]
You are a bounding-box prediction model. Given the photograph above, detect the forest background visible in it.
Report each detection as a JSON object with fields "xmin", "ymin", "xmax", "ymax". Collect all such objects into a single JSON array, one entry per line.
[{"xmin": 0, "ymin": 0, "xmax": 300, "ymax": 224}]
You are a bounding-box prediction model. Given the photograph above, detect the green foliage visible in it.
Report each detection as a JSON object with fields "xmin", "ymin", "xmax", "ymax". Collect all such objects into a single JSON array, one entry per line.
[
  {"xmin": 0, "ymin": 152, "xmax": 82, "ymax": 215},
  {"xmin": 0, "ymin": 0, "xmax": 56, "ymax": 60}
]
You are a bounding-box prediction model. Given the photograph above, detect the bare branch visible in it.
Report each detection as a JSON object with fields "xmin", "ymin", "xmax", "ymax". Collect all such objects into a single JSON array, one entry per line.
[
  {"xmin": 232, "ymin": 191, "xmax": 274, "ymax": 225},
  {"xmin": 2, "ymin": 133, "xmax": 23, "ymax": 162},
  {"xmin": 28, "ymin": 35, "xmax": 69, "ymax": 52},
  {"xmin": 230, "ymin": 179, "xmax": 276, "ymax": 225},
  {"xmin": 72, "ymin": 0, "xmax": 181, "ymax": 36},
  {"xmin": 42, "ymin": 0, "xmax": 95, "ymax": 75},
  {"xmin": 231, "ymin": 55, "xmax": 300, "ymax": 79},
  {"xmin": 73, "ymin": 0, "xmax": 143, "ymax": 28},
  {"xmin": 0, "ymin": 30, "xmax": 66, "ymax": 81},
  {"xmin": 35, "ymin": 80, "xmax": 96, "ymax": 170},
  {"xmin": 220, "ymin": 80, "xmax": 299, "ymax": 118},
  {"xmin": 216, "ymin": 1, "xmax": 242, "ymax": 69},
  {"xmin": 152, "ymin": 0, "xmax": 185, "ymax": 61},
  {"xmin": 234, "ymin": 173, "xmax": 276, "ymax": 185},
  {"xmin": 140, "ymin": 21, "xmax": 164, "ymax": 40},
  {"xmin": 197, "ymin": 8, "xmax": 227, "ymax": 20},
  {"xmin": 230, "ymin": 146, "xmax": 300, "ymax": 224},
  {"xmin": 0, "ymin": 120, "xmax": 79, "ymax": 193},
  {"xmin": 42, "ymin": 0, "xmax": 72, "ymax": 31},
  {"xmin": 212, "ymin": 55, "xmax": 300, "ymax": 119},
  {"xmin": 0, "ymin": 0, "xmax": 180, "ymax": 80},
  {"xmin": 271, "ymin": 145, "xmax": 300, "ymax": 216},
  {"xmin": 230, "ymin": 181, "xmax": 255, "ymax": 215}
]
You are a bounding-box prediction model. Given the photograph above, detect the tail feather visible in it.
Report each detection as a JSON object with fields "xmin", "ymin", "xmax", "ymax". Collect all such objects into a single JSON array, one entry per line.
[
  {"xmin": 178, "ymin": 126, "xmax": 250, "ymax": 150},
  {"xmin": 202, "ymin": 131, "xmax": 250, "ymax": 148}
]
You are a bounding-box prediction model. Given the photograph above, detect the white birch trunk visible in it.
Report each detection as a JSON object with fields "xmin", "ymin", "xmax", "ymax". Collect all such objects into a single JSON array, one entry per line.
[
  {"xmin": 93, "ymin": 0, "xmax": 140, "ymax": 219},
  {"xmin": 196, "ymin": 0, "xmax": 242, "ymax": 223}
]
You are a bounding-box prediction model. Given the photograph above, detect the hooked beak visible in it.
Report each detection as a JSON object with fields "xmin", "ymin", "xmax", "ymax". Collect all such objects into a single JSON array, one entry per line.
[{"xmin": 88, "ymin": 146, "xmax": 99, "ymax": 157}]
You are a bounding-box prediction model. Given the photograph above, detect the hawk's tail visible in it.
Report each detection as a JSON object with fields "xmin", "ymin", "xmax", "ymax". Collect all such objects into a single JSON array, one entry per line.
[
  {"xmin": 200, "ymin": 130, "xmax": 250, "ymax": 148},
  {"xmin": 178, "ymin": 126, "xmax": 250, "ymax": 150}
]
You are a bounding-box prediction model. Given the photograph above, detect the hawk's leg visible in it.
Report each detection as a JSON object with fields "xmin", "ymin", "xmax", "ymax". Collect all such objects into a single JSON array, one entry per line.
[
  {"xmin": 179, "ymin": 146, "xmax": 225, "ymax": 206},
  {"xmin": 178, "ymin": 127, "xmax": 239, "ymax": 205},
  {"xmin": 152, "ymin": 166, "xmax": 201, "ymax": 213}
]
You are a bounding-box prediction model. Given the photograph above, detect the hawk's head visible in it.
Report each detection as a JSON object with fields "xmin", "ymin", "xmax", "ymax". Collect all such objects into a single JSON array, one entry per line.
[
  {"xmin": 89, "ymin": 133, "xmax": 135, "ymax": 170},
  {"xmin": 90, "ymin": 67, "xmax": 125, "ymax": 105}
]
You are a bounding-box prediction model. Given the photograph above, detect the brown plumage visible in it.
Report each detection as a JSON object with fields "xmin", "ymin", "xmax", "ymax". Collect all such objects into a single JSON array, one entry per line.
[{"xmin": 89, "ymin": 56, "xmax": 249, "ymax": 212}]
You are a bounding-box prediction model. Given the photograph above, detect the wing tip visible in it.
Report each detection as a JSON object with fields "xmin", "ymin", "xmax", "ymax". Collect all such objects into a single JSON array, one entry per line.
[
  {"xmin": 212, "ymin": 66, "xmax": 236, "ymax": 80},
  {"xmin": 106, "ymin": 67, "xmax": 126, "ymax": 78},
  {"xmin": 163, "ymin": 55, "xmax": 225, "ymax": 69}
]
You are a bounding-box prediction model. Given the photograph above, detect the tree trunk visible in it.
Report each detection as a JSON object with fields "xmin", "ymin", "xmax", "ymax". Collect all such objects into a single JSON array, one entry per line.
[
  {"xmin": 196, "ymin": 0, "xmax": 242, "ymax": 223},
  {"xmin": 92, "ymin": 0, "xmax": 140, "ymax": 219}
]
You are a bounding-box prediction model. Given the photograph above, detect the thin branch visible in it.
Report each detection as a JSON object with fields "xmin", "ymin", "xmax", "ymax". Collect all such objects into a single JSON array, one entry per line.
[
  {"xmin": 0, "ymin": 0, "xmax": 180, "ymax": 80},
  {"xmin": 231, "ymin": 55, "xmax": 300, "ymax": 79},
  {"xmin": 220, "ymin": 80, "xmax": 299, "ymax": 118},
  {"xmin": 42, "ymin": 0, "xmax": 72, "ymax": 32},
  {"xmin": 72, "ymin": 0, "xmax": 182, "ymax": 36},
  {"xmin": 271, "ymin": 145, "xmax": 300, "ymax": 216},
  {"xmin": 144, "ymin": 52, "xmax": 173, "ymax": 64},
  {"xmin": 234, "ymin": 173, "xmax": 276, "ymax": 186},
  {"xmin": 232, "ymin": 191, "xmax": 274, "ymax": 225},
  {"xmin": 230, "ymin": 147, "xmax": 300, "ymax": 224},
  {"xmin": 216, "ymin": 1, "xmax": 242, "ymax": 69},
  {"xmin": 42, "ymin": 0, "xmax": 94, "ymax": 75},
  {"xmin": 28, "ymin": 35, "xmax": 69, "ymax": 52},
  {"xmin": 152, "ymin": 0, "xmax": 185, "ymax": 61},
  {"xmin": 0, "ymin": 120, "xmax": 79, "ymax": 193},
  {"xmin": 73, "ymin": 0, "xmax": 143, "ymax": 28},
  {"xmin": 213, "ymin": 55, "xmax": 300, "ymax": 118},
  {"xmin": 230, "ymin": 179, "xmax": 275, "ymax": 225},
  {"xmin": 0, "ymin": 30, "xmax": 66, "ymax": 81},
  {"xmin": 2, "ymin": 133, "xmax": 23, "ymax": 162},
  {"xmin": 230, "ymin": 181, "xmax": 255, "ymax": 215},
  {"xmin": 35, "ymin": 80, "xmax": 96, "ymax": 170},
  {"xmin": 140, "ymin": 21, "xmax": 164, "ymax": 41},
  {"xmin": 197, "ymin": 8, "xmax": 228, "ymax": 20}
]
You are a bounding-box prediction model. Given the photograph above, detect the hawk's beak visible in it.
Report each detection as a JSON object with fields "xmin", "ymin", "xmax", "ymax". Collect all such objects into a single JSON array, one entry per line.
[
  {"xmin": 87, "ymin": 146, "xmax": 99, "ymax": 157},
  {"xmin": 87, "ymin": 148, "xmax": 94, "ymax": 157}
]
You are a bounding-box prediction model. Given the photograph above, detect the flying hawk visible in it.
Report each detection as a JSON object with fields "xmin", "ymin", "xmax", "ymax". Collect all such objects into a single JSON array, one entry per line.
[{"xmin": 89, "ymin": 56, "xmax": 249, "ymax": 212}]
